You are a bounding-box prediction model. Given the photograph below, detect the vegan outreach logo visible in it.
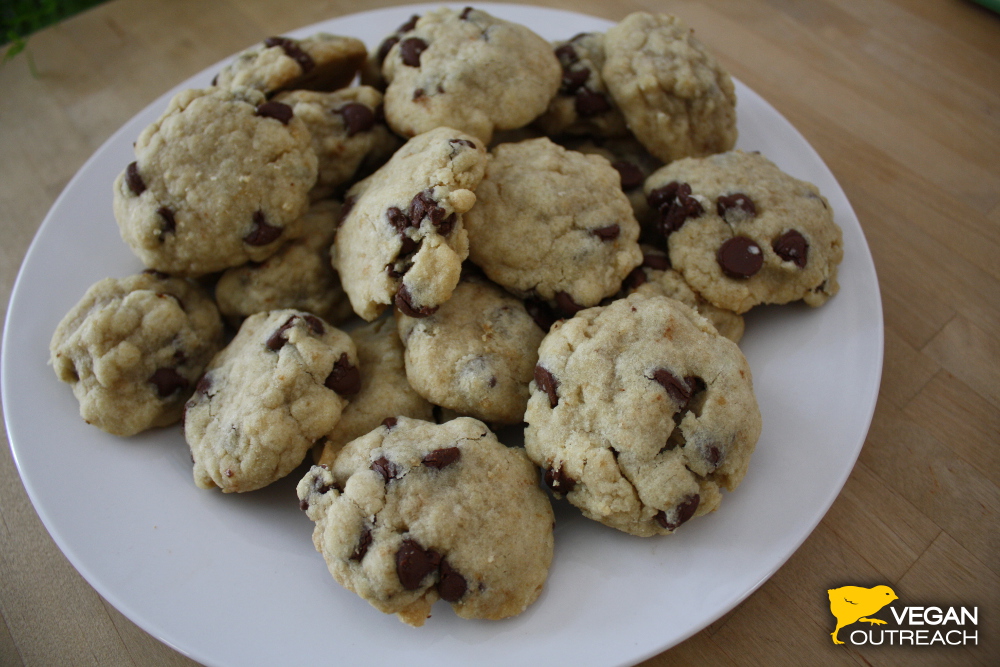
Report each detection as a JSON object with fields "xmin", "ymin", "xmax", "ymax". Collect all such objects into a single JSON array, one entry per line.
[{"xmin": 827, "ymin": 585, "xmax": 979, "ymax": 647}]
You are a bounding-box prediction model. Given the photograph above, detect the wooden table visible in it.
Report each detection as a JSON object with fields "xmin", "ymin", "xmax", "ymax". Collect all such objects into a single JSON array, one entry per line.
[{"xmin": 1, "ymin": 1, "xmax": 997, "ymax": 665}]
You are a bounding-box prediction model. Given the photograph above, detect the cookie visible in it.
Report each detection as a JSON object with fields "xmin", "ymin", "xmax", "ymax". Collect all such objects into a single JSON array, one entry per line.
[
  {"xmin": 213, "ymin": 200, "xmax": 354, "ymax": 327},
  {"xmin": 273, "ymin": 86, "xmax": 402, "ymax": 201},
  {"xmin": 213, "ymin": 33, "xmax": 366, "ymax": 95},
  {"xmin": 524, "ymin": 292, "xmax": 761, "ymax": 536},
  {"xmin": 184, "ymin": 310, "xmax": 359, "ymax": 492},
  {"xmin": 463, "ymin": 137, "xmax": 642, "ymax": 314},
  {"xmin": 332, "ymin": 126, "xmax": 487, "ymax": 321},
  {"xmin": 603, "ymin": 12, "xmax": 737, "ymax": 163},
  {"xmin": 315, "ymin": 316, "xmax": 435, "ymax": 467},
  {"xmin": 297, "ymin": 416, "xmax": 554, "ymax": 626},
  {"xmin": 625, "ymin": 245, "xmax": 744, "ymax": 343},
  {"xmin": 646, "ymin": 150, "xmax": 843, "ymax": 313},
  {"xmin": 535, "ymin": 32, "xmax": 629, "ymax": 139},
  {"xmin": 380, "ymin": 7, "xmax": 561, "ymax": 144},
  {"xmin": 50, "ymin": 271, "xmax": 223, "ymax": 436},
  {"xmin": 396, "ymin": 274, "xmax": 545, "ymax": 425},
  {"xmin": 564, "ymin": 135, "xmax": 663, "ymax": 243},
  {"xmin": 114, "ymin": 86, "xmax": 317, "ymax": 277}
]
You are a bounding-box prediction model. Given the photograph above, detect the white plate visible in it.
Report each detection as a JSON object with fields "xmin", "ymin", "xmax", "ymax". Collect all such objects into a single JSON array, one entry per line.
[{"xmin": 2, "ymin": 4, "xmax": 883, "ymax": 666}]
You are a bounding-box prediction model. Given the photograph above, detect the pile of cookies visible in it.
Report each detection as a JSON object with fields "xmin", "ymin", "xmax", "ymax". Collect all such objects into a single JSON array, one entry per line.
[{"xmin": 49, "ymin": 7, "xmax": 843, "ymax": 627}]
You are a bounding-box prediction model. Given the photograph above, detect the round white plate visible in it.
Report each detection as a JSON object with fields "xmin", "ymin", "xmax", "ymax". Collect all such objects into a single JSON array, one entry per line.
[{"xmin": 3, "ymin": 4, "xmax": 882, "ymax": 666}]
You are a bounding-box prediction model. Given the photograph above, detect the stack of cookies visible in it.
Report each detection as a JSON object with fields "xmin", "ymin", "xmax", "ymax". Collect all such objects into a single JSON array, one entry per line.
[{"xmin": 49, "ymin": 7, "xmax": 843, "ymax": 627}]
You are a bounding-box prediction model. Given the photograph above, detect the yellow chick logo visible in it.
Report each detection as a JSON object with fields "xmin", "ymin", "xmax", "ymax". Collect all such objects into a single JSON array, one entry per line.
[{"xmin": 828, "ymin": 585, "xmax": 899, "ymax": 644}]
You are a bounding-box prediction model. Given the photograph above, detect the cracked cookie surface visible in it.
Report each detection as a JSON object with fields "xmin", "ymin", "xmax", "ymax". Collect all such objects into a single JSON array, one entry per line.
[
  {"xmin": 297, "ymin": 416, "xmax": 554, "ymax": 626},
  {"xmin": 332, "ymin": 126, "xmax": 487, "ymax": 321},
  {"xmin": 50, "ymin": 271, "xmax": 224, "ymax": 436},
  {"xmin": 184, "ymin": 309, "xmax": 358, "ymax": 492},
  {"xmin": 524, "ymin": 292, "xmax": 761, "ymax": 536}
]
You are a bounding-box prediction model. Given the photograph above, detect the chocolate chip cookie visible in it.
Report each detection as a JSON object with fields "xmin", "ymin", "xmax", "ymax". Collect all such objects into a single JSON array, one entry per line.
[
  {"xmin": 315, "ymin": 316, "xmax": 435, "ymax": 467},
  {"xmin": 380, "ymin": 7, "xmax": 561, "ymax": 144},
  {"xmin": 213, "ymin": 33, "xmax": 366, "ymax": 95},
  {"xmin": 535, "ymin": 32, "xmax": 629, "ymax": 139},
  {"xmin": 524, "ymin": 292, "xmax": 761, "ymax": 536},
  {"xmin": 50, "ymin": 271, "xmax": 223, "ymax": 436},
  {"xmin": 396, "ymin": 274, "xmax": 545, "ymax": 425},
  {"xmin": 113, "ymin": 86, "xmax": 317, "ymax": 277},
  {"xmin": 184, "ymin": 310, "xmax": 359, "ymax": 492},
  {"xmin": 332, "ymin": 126, "xmax": 487, "ymax": 321},
  {"xmin": 603, "ymin": 12, "xmax": 737, "ymax": 163},
  {"xmin": 273, "ymin": 86, "xmax": 402, "ymax": 201},
  {"xmin": 297, "ymin": 416, "xmax": 554, "ymax": 626},
  {"xmin": 214, "ymin": 200, "xmax": 353, "ymax": 327},
  {"xmin": 646, "ymin": 149, "xmax": 843, "ymax": 313},
  {"xmin": 463, "ymin": 137, "xmax": 642, "ymax": 314}
]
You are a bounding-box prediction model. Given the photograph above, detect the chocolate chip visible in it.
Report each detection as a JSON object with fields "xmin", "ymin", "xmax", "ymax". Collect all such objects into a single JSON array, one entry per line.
[
  {"xmin": 266, "ymin": 316, "xmax": 297, "ymax": 351},
  {"xmin": 337, "ymin": 102, "xmax": 375, "ymax": 137},
  {"xmin": 437, "ymin": 213, "xmax": 456, "ymax": 236},
  {"xmin": 398, "ymin": 14, "xmax": 420, "ymax": 32},
  {"xmin": 705, "ymin": 445, "xmax": 722, "ymax": 468},
  {"xmin": 125, "ymin": 162, "xmax": 145, "ymax": 195},
  {"xmin": 641, "ymin": 252, "xmax": 672, "ymax": 271},
  {"xmin": 263, "ymin": 36, "xmax": 315, "ymax": 73},
  {"xmin": 149, "ymin": 368, "xmax": 189, "ymax": 398},
  {"xmin": 396, "ymin": 539, "xmax": 441, "ymax": 590},
  {"xmin": 648, "ymin": 182, "xmax": 703, "ymax": 236},
  {"xmin": 299, "ymin": 499, "xmax": 309, "ymax": 511},
  {"xmin": 716, "ymin": 192, "xmax": 756, "ymax": 221},
  {"xmin": 302, "ymin": 314, "xmax": 325, "ymax": 334},
  {"xmin": 561, "ymin": 67, "xmax": 590, "ymax": 94},
  {"xmin": 625, "ymin": 266, "xmax": 647, "ymax": 290},
  {"xmin": 611, "ymin": 161, "xmax": 644, "ymax": 191},
  {"xmin": 574, "ymin": 89, "xmax": 612, "ymax": 117},
  {"xmin": 525, "ymin": 298, "xmax": 558, "ymax": 332},
  {"xmin": 717, "ymin": 236, "xmax": 764, "ymax": 278},
  {"xmin": 554, "ymin": 291, "xmax": 585, "ymax": 317},
  {"xmin": 543, "ymin": 465, "xmax": 576, "ymax": 494},
  {"xmin": 773, "ymin": 229, "xmax": 809, "ymax": 268},
  {"xmin": 652, "ymin": 369, "xmax": 693, "ymax": 407},
  {"xmin": 376, "ymin": 36, "xmax": 400, "ymax": 64},
  {"xmin": 422, "ymin": 447, "xmax": 461, "ymax": 469},
  {"xmin": 255, "ymin": 101, "xmax": 294, "ymax": 125},
  {"xmin": 387, "ymin": 206, "xmax": 412, "ymax": 235},
  {"xmin": 325, "ymin": 352, "xmax": 361, "ymax": 395},
  {"xmin": 351, "ymin": 525, "xmax": 372, "ymax": 562},
  {"xmin": 654, "ymin": 494, "xmax": 700, "ymax": 531},
  {"xmin": 591, "ymin": 224, "xmax": 620, "ymax": 241},
  {"xmin": 382, "ymin": 416, "xmax": 398, "ymax": 429},
  {"xmin": 412, "ymin": 88, "xmax": 425, "ymax": 101},
  {"xmin": 409, "ymin": 190, "xmax": 447, "ymax": 228},
  {"xmin": 371, "ymin": 457, "xmax": 402, "ymax": 483},
  {"xmin": 195, "ymin": 374, "xmax": 212, "ymax": 395},
  {"xmin": 244, "ymin": 210, "xmax": 283, "ymax": 246},
  {"xmin": 554, "ymin": 43, "xmax": 578, "ymax": 64},
  {"xmin": 459, "ymin": 6, "xmax": 474, "ymax": 20},
  {"xmin": 395, "ymin": 283, "xmax": 438, "ymax": 318},
  {"xmin": 156, "ymin": 206, "xmax": 176, "ymax": 234},
  {"xmin": 449, "ymin": 138, "xmax": 477, "ymax": 150},
  {"xmin": 400, "ymin": 37, "xmax": 427, "ymax": 67},
  {"xmin": 534, "ymin": 365, "xmax": 559, "ymax": 408},
  {"xmin": 438, "ymin": 559, "xmax": 467, "ymax": 602}
]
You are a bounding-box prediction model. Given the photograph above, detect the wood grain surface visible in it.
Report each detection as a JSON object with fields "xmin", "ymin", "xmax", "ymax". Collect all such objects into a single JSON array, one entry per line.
[{"xmin": 1, "ymin": 1, "xmax": 997, "ymax": 665}]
